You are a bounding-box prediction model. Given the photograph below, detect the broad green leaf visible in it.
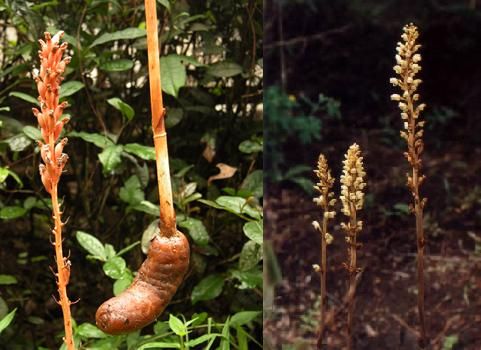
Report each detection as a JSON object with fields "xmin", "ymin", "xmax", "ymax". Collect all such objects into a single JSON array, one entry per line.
[
  {"xmin": 119, "ymin": 175, "xmax": 144, "ymax": 206},
  {"xmin": 100, "ymin": 59, "xmax": 134, "ymax": 72},
  {"xmin": 0, "ymin": 206, "xmax": 27, "ymax": 220},
  {"xmin": 68, "ymin": 131, "xmax": 114, "ymax": 149},
  {"xmin": 91, "ymin": 28, "xmax": 146, "ymax": 47},
  {"xmin": 103, "ymin": 256, "xmax": 126, "ymax": 279},
  {"xmin": 239, "ymin": 241, "xmax": 262, "ymax": 271},
  {"xmin": 5, "ymin": 134, "xmax": 31, "ymax": 152},
  {"xmin": 9, "ymin": 91, "xmax": 38, "ymax": 105},
  {"xmin": 77, "ymin": 322, "xmax": 107, "ymax": 338},
  {"xmin": 157, "ymin": 0, "xmax": 170, "ymax": 11},
  {"xmin": 124, "ymin": 143, "xmax": 156, "ymax": 160},
  {"xmin": 240, "ymin": 170, "xmax": 263, "ymax": 198},
  {"xmin": 160, "ymin": 55, "xmax": 186, "ymax": 97},
  {"xmin": 60, "ymin": 81, "xmax": 84, "ymax": 98},
  {"xmin": 98, "ymin": 145, "xmax": 123, "ymax": 173},
  {"xmin": 230, "ymin": 311, "xmax": 261, "ymax": 327},
  {"xmin": 191, "ymin": 274, "xmax": 224, "ymax": 304},
  {"xmin": 165, "ymin": 108, "xmax": 183, "ymax": 128},
  {"xmin": 134, "ymin": 201, "xmax": 160, "ymax": 217},
  {"xmin": 168, "ymin": 314, "xmax": 186, "ymax": 336},
  {"xmin": 207, "ymin": 62, "xmax": 243, "ymax": 78},
  {"xmin": 76, "ymin": 231, "xmax": 107, "ymax": 261},
  {"xmin": 0, "ymin": 275, "xmax": 17, "ymax": 285},
  {"xmin": 0, "ymin": 308, "xmax": 16, "ymax": 334},
  {"xmin": 141, "ymin": 219, "xmax": 160, "ymax": 254},
  {"xmin": 178, "ymin": 217, "xmax": 210, "ymax": 246},
  {"xmin": 238, "ymin": 139, "xmax": 262, "ymax": 154},
  {"xmin": 113, "ymin": 272, "xmax": 133, "ymax": 295},
  {"xmin": 107, "ymin": 97, "xmax": 135, "ymax": 121},
  {"xmin": 215, "ymin": 196, "xmax": 261, "ymax": 219},
  {"xmin": 229, "ymin": 268, "xmax": 262, "ymax": 289},
  {"xmin": 243, "ymin": 220, "xmax": 263, "ymax": 245},
  {"xmin": 0, "ymin": 167, "xmax": 9, "ymax": 183},
  {"xmin": 22, "ymin": 126, "xmax": 42, "ymax": 141}
]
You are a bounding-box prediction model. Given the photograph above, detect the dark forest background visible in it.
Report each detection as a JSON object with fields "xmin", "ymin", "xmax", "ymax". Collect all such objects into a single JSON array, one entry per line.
[{"xmin": 264, "ymin": 1, "xmax": 481, "ymax": 349}]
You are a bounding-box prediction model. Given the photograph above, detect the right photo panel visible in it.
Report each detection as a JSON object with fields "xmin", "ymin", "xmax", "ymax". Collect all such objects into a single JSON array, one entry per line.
[{"xmin": 264, "ymin": 1, "xmax": 481, "ymax": 349}]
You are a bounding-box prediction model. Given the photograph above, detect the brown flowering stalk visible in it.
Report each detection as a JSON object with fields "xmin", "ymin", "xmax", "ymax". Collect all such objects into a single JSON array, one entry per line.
[
  {"xmin": 312, "ymin": 154, "xmax": 336, "ymax": 349},
  {"xmin": 390, "ymin": 23, "xmax": 428, "ymax": 348},
  {"xmin": 33, "ymin": 31, "xmax": 74, "ymax": 350},
  {"xmin": 340, "ymin": 144, "xmax": 366, "ymax": 350}
]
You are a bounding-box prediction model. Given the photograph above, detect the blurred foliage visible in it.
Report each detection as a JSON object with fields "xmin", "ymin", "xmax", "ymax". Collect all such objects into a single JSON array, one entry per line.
[
  {"xmin": 264, "ymin": 85, "xmax": 340, "ymax": 193},
  {"xmin": 0, "ymin": 0, "xmax": 262, "ymax": 348}
]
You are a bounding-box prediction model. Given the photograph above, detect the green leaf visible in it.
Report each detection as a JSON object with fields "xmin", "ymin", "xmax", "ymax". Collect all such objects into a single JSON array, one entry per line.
[
  {"xmin": 76, "ymin": 231, "xmax": 107, "ymax": 261},
  {"xmin": 98, "ymin": 145, "xmax": 123, "ymax": 173},
  {"xmin": 77, "ymin": 322, "xmax": 107, "ymax": 338},
  {"xmin": 157, "ymin": 0, "xmax": 170, "ymax": 11},
  {"xmin": 5, "ymin": 134, "xmax": 31, "ymax": 152},
  {"xmin": 141, "ymin": 219, "xmax": 160, "ymax": 254},
  {"xmin": 113, "ymin": 272, "xmax": 133, "ymax": 295},
  {"xmin": 0, "ymin": 206, "xmax": 27, "ymax": 220},
  {"xmin": 191, "ymin": 274, "xmax": 225, "ymax": 304},
  {"xmin": 59, "ymin": 81, "xmax": 84, "ymax": 98},
  {"xmin": 220, "ymin": 317, "xmax": 230, "ymax": 350},
  {"xmin": 100, "ymin": 59, "xmax": 134, "ymax": 72},
  {"xmin": 9, "ymin": 91, "xmax": 38, "ymax": 105},
  {"xmin": 168, "ymin": 314, "xmax": 186, "ymax": 336},
  {"xmin": 230, "ymin": 311, "xmax": 261, "ymax": 327},
  {"xmin": 243, "ymin": 220, "xmax": 263, "ymax": 245},
  {"xmin": 239, "ymin": 241, "xmax": 262, "ymax": 271},
  {"xmin": 124, "ymin": 143, "xmax": 156, "ymax": 160},
  {"xmin": 0, "ymin": 275, "xmax": 17, "ymax": 285},
  {"xmin": 22, "ymin": 126, "xmax": 42, "ymax": 141},
  {"xmin": 119, "ymin": 175, "xmax": 144, "ymax": 206},
  {"xmin": 160, "ymin": 55, "xmax": 186, "ymax": 97},
  {"xmin": 207, "ymin": 62, "xmax": 243, "ymax": 78},
  {"xmin": 0, "ymin": 308, "xmax": 16, "ymax": 334},
  {"xmin": 443, "ymin": 335, "xmax": 459, "ymax": 350},
  {"xmin": 0, "ymin": 167, "xmax": 9, "ymax": 183},
  {"xmin": 215, "ymin": 196, "xmax": 261, "ymax": 219},
  {"xmin": 107, "ymin": 97, "xmax": 135, "ymax": 121},
  {"xmin": 178, "ymin": 217, "xmax": 210, "ymax": 246},
  {"xmin": 230, "ymin": 268, "xmax": 262, "ymax": 289},
  {"xmin": 91, "ymin": 28, "xmax": 146, "ymax": 47},
  {"xmin": 240, "ymin": 170, "xmax": 263, "ymax": 198},
  {"xmin": 185, "ymin": 334, "xmax": 222, "ymax": 347},
  {"xmin": 68, "ymin": 131, "xmax": 114, "ymax": 148},
  {"xmin": 165, "ymin": 108, "xmax": 183, "ymax": 128},
  {"xmin": 138, "ymin": 343, "xmax": 180, "ymax": 349},
  {"xmin": 103, "ymin": 256, "xmax": 126, "ymax": 279},
  {"xmin": 134, "ymin": 200, "xmax": 160, "ymax": 217},
  {"xmin": 238, "ymin": 139, "xmax": 262, "ymax": 154}
]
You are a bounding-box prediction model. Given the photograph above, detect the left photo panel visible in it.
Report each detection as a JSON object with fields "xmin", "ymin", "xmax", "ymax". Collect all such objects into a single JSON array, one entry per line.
[{"xmin": 0, "ymin": 1, "xmax": 263, "ymax": 348}]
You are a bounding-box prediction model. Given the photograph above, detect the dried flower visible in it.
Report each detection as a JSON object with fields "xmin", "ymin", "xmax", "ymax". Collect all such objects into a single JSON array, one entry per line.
[{"xmin": 313, "ymin": 154, "xmax": 336, "ymax": 243}]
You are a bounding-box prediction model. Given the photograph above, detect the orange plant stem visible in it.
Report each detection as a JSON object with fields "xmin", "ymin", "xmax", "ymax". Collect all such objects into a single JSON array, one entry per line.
[
  {"xmin": 49, "ymin": 138, "xmax": 74, "ymax": 350},
  {"xmin": 144, "ymin": 0, "xmax": 176, "ymax": 237}
]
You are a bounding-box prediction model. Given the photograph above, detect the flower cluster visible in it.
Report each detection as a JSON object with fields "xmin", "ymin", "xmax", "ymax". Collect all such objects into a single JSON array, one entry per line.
[
  {"xmin": 32, "ymin": 32, "xmax": 71, "ymax": 193},
  {"xmin": 340, "ymin": 144, "xmax": 366, "ymax": 233},
  {"xmin": 389, "ymin": 23, "xmax": 426, "ymax": 168},
  {"xmin": 312, "ymin": 154, "xmax": 336, "ymax": 244}
]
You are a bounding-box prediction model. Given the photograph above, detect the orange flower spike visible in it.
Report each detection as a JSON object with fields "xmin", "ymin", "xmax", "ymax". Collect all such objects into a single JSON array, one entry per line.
[{"xmin": 55, "ymin": 138, "xmax": 68, "ymax": 159}]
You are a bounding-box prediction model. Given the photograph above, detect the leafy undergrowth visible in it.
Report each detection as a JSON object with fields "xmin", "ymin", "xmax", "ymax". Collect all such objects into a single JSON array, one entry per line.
[
  {"xmin": 264, "ymin": 135, "xmax": 481, "ymax": 350},
  {"xmin": 0, "ymin": 0, "xmax": 263, "ymax": 348}
]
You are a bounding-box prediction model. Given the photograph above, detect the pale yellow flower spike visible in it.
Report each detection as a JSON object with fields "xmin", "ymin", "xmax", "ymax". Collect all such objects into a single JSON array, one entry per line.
[
  {"xmin": 340, "ymin": 143, "xmax": 366, "ymax": 350},
  {"xmin": 312, "ymin": 153, "xmax": 336, "ymax": 347},
  {"xmin": 390, "ymin": 23, "xmax": 428, "ymax": 348}
]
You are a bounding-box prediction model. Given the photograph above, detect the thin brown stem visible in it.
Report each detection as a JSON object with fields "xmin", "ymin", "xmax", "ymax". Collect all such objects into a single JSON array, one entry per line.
[
  {"xmin": 347, "ymin": 203, "xmax": 357, "ymax": 350},
  {"xmin": 317, "ymin": 206, "xmax": 328, "ymax": 349}
]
